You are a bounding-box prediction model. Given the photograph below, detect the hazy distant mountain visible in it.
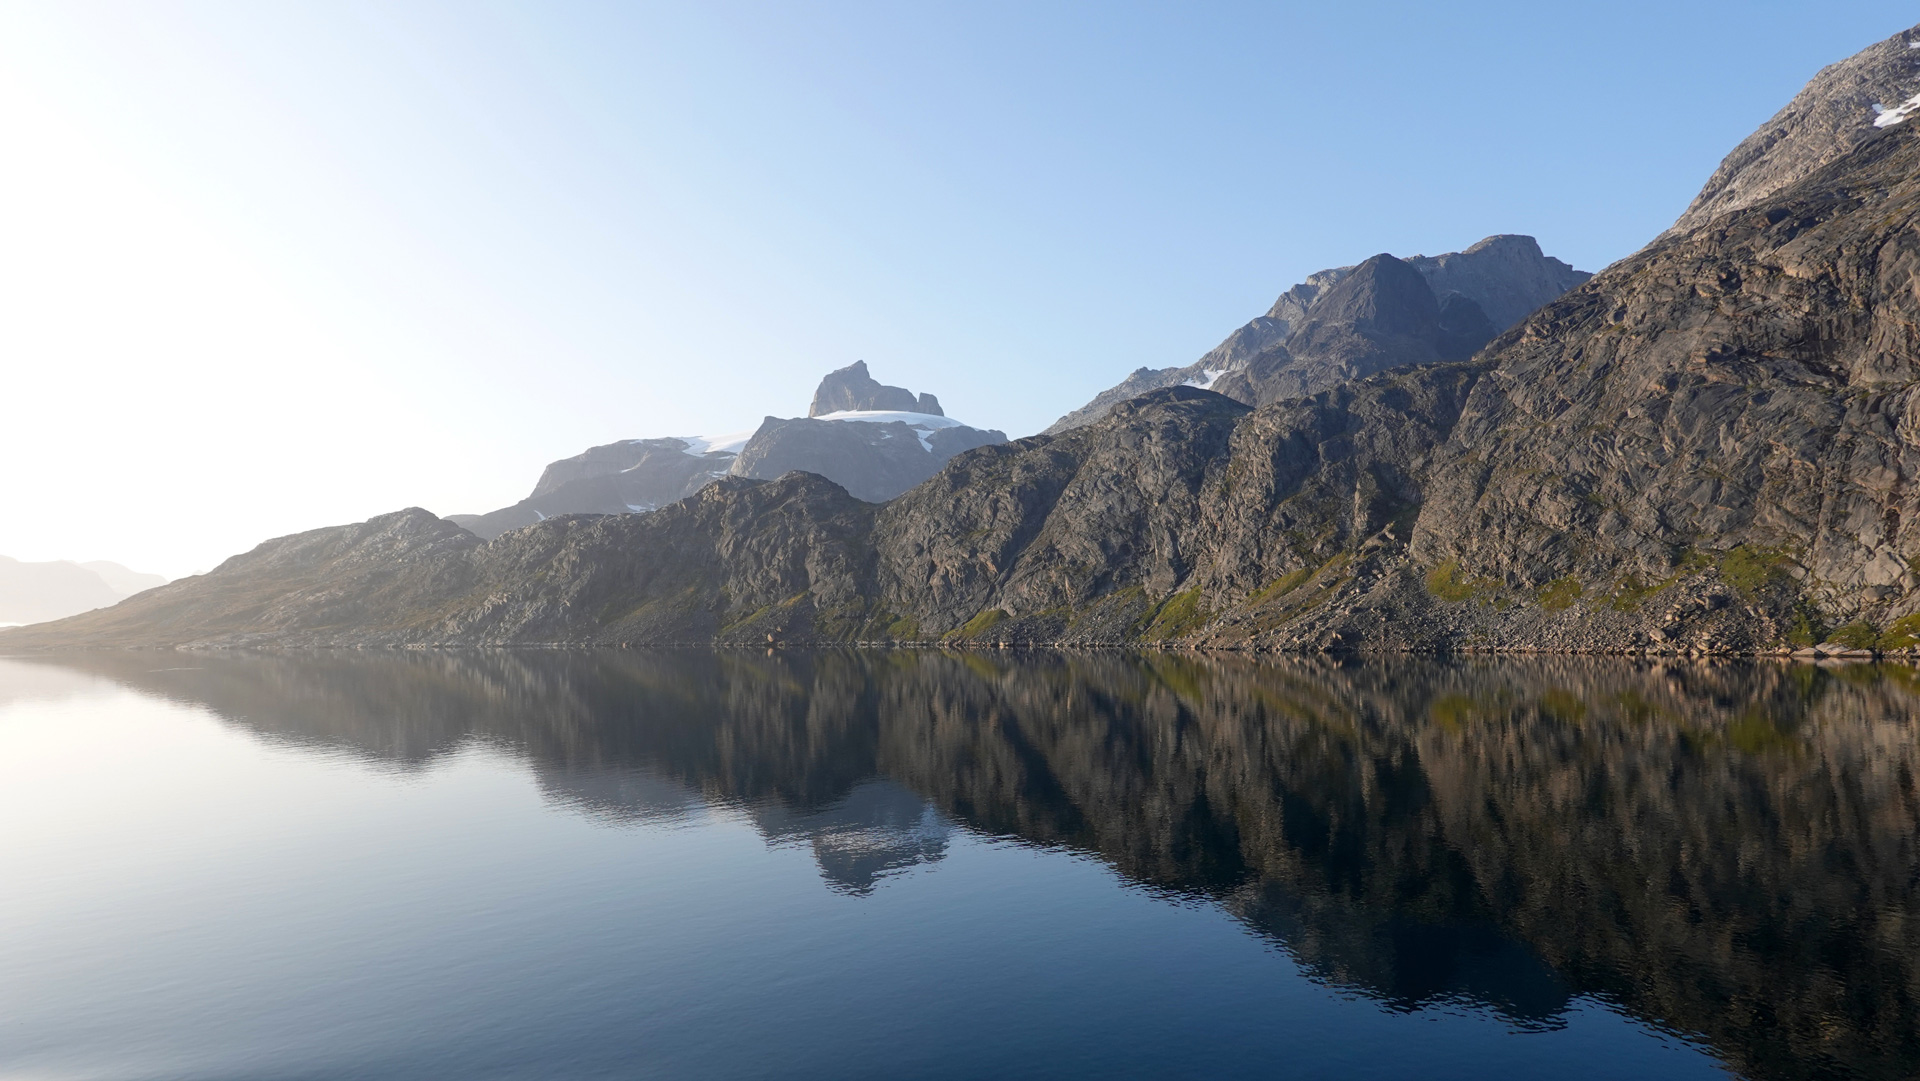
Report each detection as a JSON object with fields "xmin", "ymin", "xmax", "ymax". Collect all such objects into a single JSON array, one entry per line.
[
  {"xmin": 1670, "ymin": 21, "xmax": 1920, "ymax": 234},
  {"xmin": 0, "ymin": 557, "xmax": 167, "ymax": 626},
  {"xmin": 1045, "ymin": 235, "xmax": 1588, "ymax": 433},
  {"xmin": 449, "ymin": 364, "xmax": 1005, "ymax": 539}
]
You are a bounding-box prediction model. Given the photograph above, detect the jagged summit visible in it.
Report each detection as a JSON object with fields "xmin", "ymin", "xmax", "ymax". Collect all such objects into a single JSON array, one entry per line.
[{"xmin": 809, "ymin": 360, "xmax": 943, "ymax": 417}]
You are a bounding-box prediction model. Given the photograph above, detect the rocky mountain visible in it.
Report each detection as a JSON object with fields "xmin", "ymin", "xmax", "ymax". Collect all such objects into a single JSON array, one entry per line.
[
  {"xmin": 809, "ymin": 360, "xmax": 943, "ymax": 416},
  {"xmin": 1671, "ymin": 21, "xmax": 1920, "ymax": 234},
  {"xmin": 1209, "ymin": 253, "xmax": 1496, "ymax": 406},
  {"xmin": 0, "ymin": 557, "xmax": 167, "ymax": 626},
  {"xmin": 1044, "ymin": 234, "xmax": 1588, "ymax": 433},
  {"xmin": 450, "ymin": 364, "xmax": 1005, "ymax": 539},
  {"xmin": 9, "ymin": 28, "xmax": 1920, "ymax": 656}
]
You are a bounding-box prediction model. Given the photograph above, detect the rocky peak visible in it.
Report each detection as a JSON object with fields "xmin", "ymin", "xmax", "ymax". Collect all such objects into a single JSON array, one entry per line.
[
  {"xmin": 1670, "ymin": 21, "xmax": 1920, "ymax": 235},
  {"xmin": 1046, "ymin": 235, "xmax": 1587, "ymax": 435},
  {"xmin": 809, "ymin": 360, "xmax": 944, "ymax": 417},
  {"xmin": 1213, "ymin": 253, "xmax": 1496, "ymax": 407},
  {"xmin": 1404, "ymin": 234, "xmax": 1590, "ymax": 331}
]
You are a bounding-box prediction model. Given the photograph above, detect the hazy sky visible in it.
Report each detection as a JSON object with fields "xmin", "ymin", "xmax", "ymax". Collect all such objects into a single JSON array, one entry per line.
[{"xmin": 2, "ymin": 1, "xmax": 1912, "ymax": 577}]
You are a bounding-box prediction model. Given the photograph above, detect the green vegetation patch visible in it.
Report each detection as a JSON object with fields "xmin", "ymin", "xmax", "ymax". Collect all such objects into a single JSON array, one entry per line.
[
  {"xmin": 1785, "ymin": 602, "xmax": 1828, "ymax": 649},
  {"xmin": 1249, "ymin": 565, "xmax": 1316, "ymax": 606},
  {"xmin": 1719, "ymin": 544, "xmax": 1794, "ymax": 599},
  {"xmin": 1535, "ymin": 577, "xmax": 1583, "ymax": 612},
  {"xmin": 951, "ymin": 608, "xmax": 1007, "ymax": 639},
  {"xmin": 1142, "ymin": 588, "xmax": 1210, "ymax": 640},
  {"xmin": 1880, "ymin": 614, "xmax": 1920, "ymax": 651},
  {"xmin": 1825, "ymin": 621, "xmax": 1880, "ymax": 650},
  {"xmin": 1425, "ymin": 560, "xmax": 1501, "ymax": 604}
]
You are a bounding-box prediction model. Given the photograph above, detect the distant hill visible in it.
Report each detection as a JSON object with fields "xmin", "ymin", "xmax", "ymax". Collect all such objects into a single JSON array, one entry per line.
[{"xmin": 0, "ymin": 557, "xmax": 167, "ymax": 626}]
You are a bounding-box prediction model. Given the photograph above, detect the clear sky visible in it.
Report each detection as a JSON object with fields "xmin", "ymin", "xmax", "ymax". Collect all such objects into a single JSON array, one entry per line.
[{"xmin": 2, "ymin": 1, "xmax": 1913, "ymax": 577}]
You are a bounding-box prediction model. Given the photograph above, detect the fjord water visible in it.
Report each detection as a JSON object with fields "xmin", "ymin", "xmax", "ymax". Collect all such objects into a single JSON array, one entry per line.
[{"xmin": 2, "ymin": 653, "xmax": 1914, "ymax": 1081}]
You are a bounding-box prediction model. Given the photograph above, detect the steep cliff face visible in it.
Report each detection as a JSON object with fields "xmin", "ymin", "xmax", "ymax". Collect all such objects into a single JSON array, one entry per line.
[{"xmin": 1671, "ymin": 21, "xmax": 1920, "ymax": 235}]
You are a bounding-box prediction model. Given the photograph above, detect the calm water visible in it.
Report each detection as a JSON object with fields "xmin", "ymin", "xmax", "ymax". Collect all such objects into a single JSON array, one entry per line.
[{"xmin": 2, "ymin": 651, "xmax": 1916, "ymax": 1081}]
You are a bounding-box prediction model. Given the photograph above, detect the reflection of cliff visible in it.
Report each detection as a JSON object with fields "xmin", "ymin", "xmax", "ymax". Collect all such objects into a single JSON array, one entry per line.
[{"xmin": 31, "ymin": 650, "xmax": 1920, "ymax": 1081}]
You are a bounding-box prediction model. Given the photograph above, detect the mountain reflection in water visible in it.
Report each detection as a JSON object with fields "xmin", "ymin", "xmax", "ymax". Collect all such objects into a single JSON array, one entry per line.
[{"xmin": 27, "ymin": 649, "xmax": 1920, "ymax": 1081}]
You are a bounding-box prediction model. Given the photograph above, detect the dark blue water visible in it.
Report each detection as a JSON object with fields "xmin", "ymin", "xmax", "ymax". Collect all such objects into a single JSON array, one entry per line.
[{"xmin": 3, "ymin": 651, "xmax": 1912, "ymax": 1080}]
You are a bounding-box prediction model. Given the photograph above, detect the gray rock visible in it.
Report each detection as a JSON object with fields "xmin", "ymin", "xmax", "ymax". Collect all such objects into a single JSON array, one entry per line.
[{"xmin": 808, "ymin": 360, "xmax": 944, "ymax": 417}]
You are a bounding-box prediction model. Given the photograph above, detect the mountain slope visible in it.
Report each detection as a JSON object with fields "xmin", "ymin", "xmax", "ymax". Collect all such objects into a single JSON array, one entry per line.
[{"xmin": 1671, "ymin": 20, "xmax": 1920, "ymax": 234}]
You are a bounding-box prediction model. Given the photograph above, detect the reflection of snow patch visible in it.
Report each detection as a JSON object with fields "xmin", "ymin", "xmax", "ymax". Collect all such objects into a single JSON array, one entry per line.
[{"xmin": 1873, "ymin": 92, "xmax": 1920, "ymax": 128}]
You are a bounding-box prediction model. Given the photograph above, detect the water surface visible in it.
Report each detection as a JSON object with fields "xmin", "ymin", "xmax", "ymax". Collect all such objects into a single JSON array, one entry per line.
[{"xmin": 3, "ymin": 650, "xmax": 1915, "ymax": 1080}]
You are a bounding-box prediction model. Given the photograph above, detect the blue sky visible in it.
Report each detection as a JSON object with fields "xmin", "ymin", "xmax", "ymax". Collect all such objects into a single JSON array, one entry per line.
[{"xmin": 1, "ymin": 1, "xmax": 1912, "ymax": 575}]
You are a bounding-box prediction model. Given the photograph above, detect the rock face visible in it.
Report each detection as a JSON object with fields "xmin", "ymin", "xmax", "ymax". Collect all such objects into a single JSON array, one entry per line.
[
  {"xmin": 808, "ymin": 360, "xmax": 943, "ymax": 417},
  {"xmin": 1671, "ymin": 21, "xmax": 1920, "ymax": 235},
  {"xmin": 732, "ymin": 414, "xmax": 1007, "ymax": 503},
  {"xmin": 1046, "ymin": 235, "xmax": 1587, "ymax": 433}
]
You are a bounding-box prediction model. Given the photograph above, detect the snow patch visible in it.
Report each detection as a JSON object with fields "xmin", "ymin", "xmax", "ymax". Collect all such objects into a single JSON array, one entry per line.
[
  {"xmin": 1873, "ymin": 92, "xmax": 1920, "ymax": 128},
  {"xmin": 1183, "ymin": 368, "xmax": 1227, "ymax": 390},
  {"xmin": 813, "ymin": 409, "xmax": 966, "ymax": 452},
  {"xmin": 672, "ymin": 430, "xmax": 755, "ymax": 457},
  {"xmin": 1908, "ymin": 39, "xmax": 1920, "ymax": 48},
  {"xmin": 624, "ymin": 502, "xmax": 657, "ymax": 513}
]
